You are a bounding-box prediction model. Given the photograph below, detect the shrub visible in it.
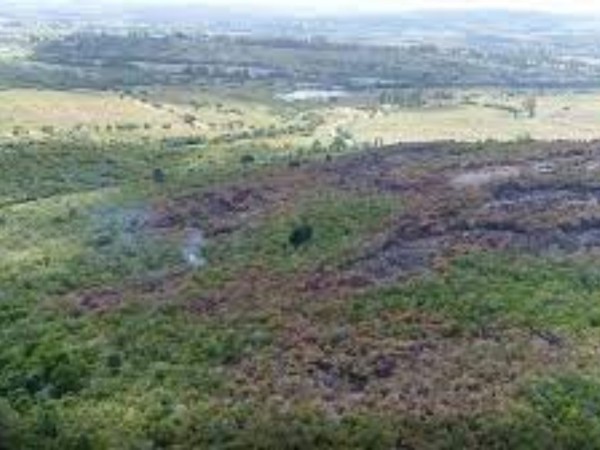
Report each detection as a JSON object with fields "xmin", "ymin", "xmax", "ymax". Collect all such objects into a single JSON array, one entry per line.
[
  {"xmin": 240, "ymin": 154, "xmax": 255, "ymax": 165},
  {"xmin": 153, "ymin": 168, "xmax": 166, "ymax": 184},
  {"xmin": 41, "ymin": 125, "xmax": 55, "ymax": 135},
  {"xmin": 0, "ymin": 399, "xmax": 20, "ymax": 450},
  {"xmin": 183, "ymin": 114, "xmax": 197, "ymax": 126},
  {"xmin": 289, "ymin": 223, "xmax": 313, "ymax": 249}
]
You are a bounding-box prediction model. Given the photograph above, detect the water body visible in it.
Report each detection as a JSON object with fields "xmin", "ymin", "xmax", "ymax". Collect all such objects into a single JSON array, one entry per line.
[{"xmin": 278, "ymin": 89, "xmax": 349, "ymax": 102}]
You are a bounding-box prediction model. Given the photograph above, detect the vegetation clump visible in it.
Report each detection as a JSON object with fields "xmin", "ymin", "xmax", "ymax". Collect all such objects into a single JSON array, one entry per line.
[{"xmin": 289, "ymin": 223, "xmax": 314, "ymax": 249}]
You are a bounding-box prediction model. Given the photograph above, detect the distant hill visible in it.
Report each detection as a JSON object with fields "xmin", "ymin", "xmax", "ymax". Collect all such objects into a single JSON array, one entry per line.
[{"xmin": 3, "ymin": 4, "xmax": 600, "ymax": 47}]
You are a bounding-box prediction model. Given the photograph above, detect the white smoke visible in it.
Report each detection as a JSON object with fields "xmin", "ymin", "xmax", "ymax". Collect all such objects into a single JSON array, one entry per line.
[{"xmin": 182, "ymin": 228, "xmax": 206, "ymax": 269}]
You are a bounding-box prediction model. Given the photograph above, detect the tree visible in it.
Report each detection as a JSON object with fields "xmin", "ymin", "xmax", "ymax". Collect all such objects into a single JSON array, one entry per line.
[
  {"xmin": 523, "ymin": 95, "xmax": 537, "ymax": 118},
  {"xmin": 311, "ymin": 140, "xmax": 325, "ymax": 153},
  {"xmin": 152, "ymin": 168, "xmax": 166, "ymax": 184},
  {"xmin": 330, "ymin": 136, "xmax": 348, "ymax": 153},
  {"xmin": 183, "ymin": 114, "xmax": 197, "ymax": 127}
]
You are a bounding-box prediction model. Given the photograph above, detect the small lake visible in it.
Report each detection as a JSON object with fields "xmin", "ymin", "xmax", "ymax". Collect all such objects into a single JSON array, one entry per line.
[{"xmin": 278, "ymin": 89, "xmax": 350, "ymax": 102}]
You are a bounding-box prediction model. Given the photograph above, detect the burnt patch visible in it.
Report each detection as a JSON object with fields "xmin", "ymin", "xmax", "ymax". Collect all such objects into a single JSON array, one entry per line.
[
  {"xmin": 231, "ymin": 315, "xmax": 571, "ymax": 417},
  {"xmin": 492, "ymin": 182, "xmax": 600, "ymax": 206},
  {"xmin": 336, "ymin": 141, "xmax": 600, "ymax": 282},
  {"xmin": 76, "ymin": 288, "xmax": 123, "ymax": 313},
  {"xmin": 68, "ymin": 269, "xmax": 189, "ymax": 314},
  {"xmin": 150, "ymin": 185, "xmax": 275, "ymax": 236},
  {"xmin": 77, "ymin": 141, "xmax": 600, "ymax": 311},
  {"xmin": 351, "ymin": 236, "xmax": 442, "ymax": 280}
]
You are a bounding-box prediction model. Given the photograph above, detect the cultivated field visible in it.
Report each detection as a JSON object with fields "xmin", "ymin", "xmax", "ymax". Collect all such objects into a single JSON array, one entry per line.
[
  {"xmin": 317, "ymin": 90, "xmax": 600, "ymax": 144},
  {"xmin": 2, "ymin": 87, "xmax": 600, "ymax": 145}
]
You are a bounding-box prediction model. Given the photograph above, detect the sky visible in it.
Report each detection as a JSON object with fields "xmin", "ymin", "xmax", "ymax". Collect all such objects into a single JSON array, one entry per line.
[
  {"xmin": 189, "ymin": 0, "xmax": 600, "ymax": 14},
  {"xmin": 25, "ymin": 0, "xmax": 600, "ymax": 15}
]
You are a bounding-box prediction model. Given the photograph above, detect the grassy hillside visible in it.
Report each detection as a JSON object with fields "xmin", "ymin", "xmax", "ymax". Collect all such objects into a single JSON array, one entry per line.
[
  {"xmin": 4, "ymin": 134, "xmax": 600, "ymax": 447},
  {"xmin": 4, "ymin": 12, "xmax": 600, "ymax": 449}
]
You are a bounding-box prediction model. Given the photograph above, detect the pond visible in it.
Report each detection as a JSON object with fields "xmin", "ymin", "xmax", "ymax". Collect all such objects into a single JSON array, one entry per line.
[{"xmin": 277, "ymin": 89, "xmax": 350, "ymax": 102}]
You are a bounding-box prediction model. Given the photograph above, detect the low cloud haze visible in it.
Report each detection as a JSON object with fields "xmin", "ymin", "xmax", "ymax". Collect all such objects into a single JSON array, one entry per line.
[{"xmin": 13, "ymin": 0, "xmax": 600, "ymax": 15}]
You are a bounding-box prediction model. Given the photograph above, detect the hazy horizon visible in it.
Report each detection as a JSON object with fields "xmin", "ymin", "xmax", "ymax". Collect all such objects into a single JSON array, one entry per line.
[{"xmin": 14, "ymin": 0, "xmax": 600, "ymax": 16}]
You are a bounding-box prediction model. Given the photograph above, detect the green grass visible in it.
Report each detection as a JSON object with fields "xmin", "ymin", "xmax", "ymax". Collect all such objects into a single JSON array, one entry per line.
[
  {"xmin": 215, "ymin": 190, "xmax": 400, "ymax": 274},
  {"xmin": 351, "ymin": 252, "xmax": 600, "ymax": 334},
  {"xmin": 0, "ymin": 301, "xmax": 274, "ymax": 449}
]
